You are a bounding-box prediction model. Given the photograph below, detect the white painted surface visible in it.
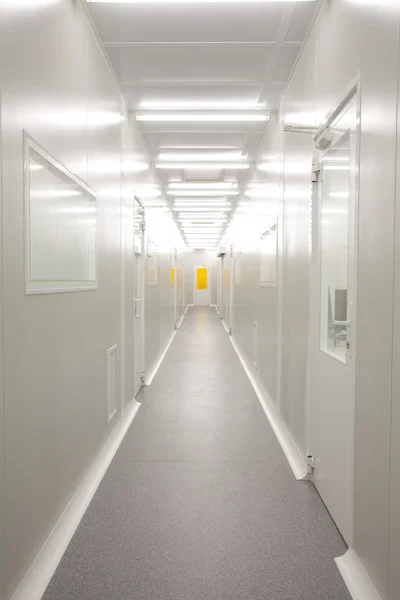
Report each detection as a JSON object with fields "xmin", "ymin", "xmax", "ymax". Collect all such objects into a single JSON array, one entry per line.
[
  {"xmin": 9, "ymin": 399, "xmax": 141, "ymax": 600},
  {"xmin": 227, "ymin": 1, "xmax": 400, "ymax": 598},
  {"xmin": 0, "ymin": 3, "xmax": 178, "ymax": 599},
  {"xmin": 228, "ymin": 326, "xmax": 307, "ymax": 481},
  {"xmin": 308, "ymin": 97, "xmax": 358, "ymax": 545}
]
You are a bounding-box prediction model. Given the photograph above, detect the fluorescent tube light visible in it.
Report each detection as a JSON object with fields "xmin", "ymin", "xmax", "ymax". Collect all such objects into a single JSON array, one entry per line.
[
  {"xmin": 157, "ymin": 163, "xmax": 249, "ymax": 170},
  {"xmin": 161, "ymin": 145, "xmax": 241, "ymax": 150},
  {"xmin": 141, "ymin": 101, "xmax": 265, "ymax": 110},
  {"xmin": 178, "ymin": 214, "xmax": 227, "ymax": 219},
  {"xmin": 160, "ymin": 152, "xmax": 247, "ymax": 161},
  {"xmin": 175, "ymin": 205, "xmax": 229, "ymax": 208},
  {"xmin": 137, "ymin": 113, "xmax": 268, "ymax": 123},
  {"xmin": 168, "ymin": 182, "xmax": 237, "ymax": 190},
  {"xmin": 169, "ymin": 191, "xmax": 237, "ymax": 197},
  {"xmin": 89, "ymin": 1, "xmax": 316, "ymax": 5}
]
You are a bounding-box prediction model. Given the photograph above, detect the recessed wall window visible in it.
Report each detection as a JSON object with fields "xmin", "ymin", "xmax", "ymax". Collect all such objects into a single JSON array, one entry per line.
[
  {"xmin": 147, "ymin": 237, "xmax": 159, "ymax": 285},
  {"xmin": 320, "ymin": 131, "xmax": 351, "ymax": 363},
  {"xmin": 24, "ymin": 134, "xmax": 97, "ymax": 294},
  {"xmin": 260, "ymin": 222, "xmax": 277, "ymax": 287}
]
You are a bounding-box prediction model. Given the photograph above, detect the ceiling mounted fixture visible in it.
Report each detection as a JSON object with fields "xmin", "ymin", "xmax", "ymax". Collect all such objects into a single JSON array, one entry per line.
[
  {"xmin": 137, "ymin": 113, "xmax": 268, "ymax": 123},
  {"xmin": 156, "ymin": 163, "xmax": 250, "ymax": 170},
  {"xmin": 159, "ymin": 152, "xmax": 247, "ymax": 162},
  {"xmin": 88, "ymin": 1, "xmax": 316, "ymax": 4},
  {"xmin": 169, "ymin": 182, "xmax": 237, "ymax": 189},
  {"xmin": 178, "ymin": 213, "xmax": 227, "ymax": 219},
  {"xmin": 173, "ymin": 203, "xmax": 231, "ymax": 208},
  {"xmin": 169, "ymin": 191, "xmax": 237, "ymax": 197},
  {"xmin": 161, "ymin": 146, "xmax": 242, "ymax": 150},
  {"xmin": 140, "ymin": 101, "xmax": 266, "ymax": 110}
]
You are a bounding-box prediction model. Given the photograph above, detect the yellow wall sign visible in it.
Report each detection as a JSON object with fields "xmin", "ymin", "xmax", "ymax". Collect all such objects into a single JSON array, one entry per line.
[
  {"xmin": 197, "ymin": 267, "xmax": 208, "ymax": 290},
  {"xmin": 171, "ymin": 266, "xmax": 175, "ymax": 284}
]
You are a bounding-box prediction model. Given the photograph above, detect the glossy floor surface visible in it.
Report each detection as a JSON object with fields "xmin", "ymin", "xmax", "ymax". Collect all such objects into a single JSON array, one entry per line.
[{"xmin": 44, "ymin": 307, "xmax": 351, "ymax": 600}]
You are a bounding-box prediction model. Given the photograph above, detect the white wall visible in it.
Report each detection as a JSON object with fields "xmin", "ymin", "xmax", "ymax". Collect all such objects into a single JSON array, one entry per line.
[
  {"xmin": 0, "ymin": 2, "xmax": 176, "ymax": 599},
  {"xmin": 226, "ymin": 1, "xmax": 400, "ymax": 599}
]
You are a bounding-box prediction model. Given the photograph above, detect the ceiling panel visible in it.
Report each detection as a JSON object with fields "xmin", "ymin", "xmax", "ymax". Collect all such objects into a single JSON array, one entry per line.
[
  {"xmin": 270, "ymin": 45, "xmax": 302, "ymax": 83},
  {"xmin": 86, "ymin": 0, "xmax": 320, "ymax": 249},
  {"xmin": 107, "ymin": 45, "xmax": 272, "ymax": 85},
  {"xmin": 285, "ymin": 2, "xmax": 318, "ymax": 42},
  {"xmin": 87, "ymin": 4, "xmax": 286, "ymax": 43}
]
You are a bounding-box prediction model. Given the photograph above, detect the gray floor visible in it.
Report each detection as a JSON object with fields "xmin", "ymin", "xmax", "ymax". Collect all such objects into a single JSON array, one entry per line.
[{"xmin": 43, "ymin": 307, "xmax": 351, "ymax": 600}]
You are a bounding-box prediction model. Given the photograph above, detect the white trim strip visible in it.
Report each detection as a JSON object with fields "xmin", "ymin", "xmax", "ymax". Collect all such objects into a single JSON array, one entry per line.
[
  {"xmin": 145, "ymin": 310, "xmax": 187, "ymax": 386},
  {"xmin": 10, "ymin": 399, "xmax": 141, "ymax": 600},
  {"xmin": 335, "ymin": 549, "xmax": 383, "ymax": 600},
  {"xmin": 221, "ymin": 319, "xmax": 230, "ymax": 334},
  {"xmin": 223, "ymin": 323, "xmax": 307, "ymax": 480}
]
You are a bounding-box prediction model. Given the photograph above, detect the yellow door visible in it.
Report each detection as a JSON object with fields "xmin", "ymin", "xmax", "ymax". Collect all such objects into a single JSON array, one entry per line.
[{"xmin": 197, "ymin": 267, "xmax": 208, "ymax": 290}]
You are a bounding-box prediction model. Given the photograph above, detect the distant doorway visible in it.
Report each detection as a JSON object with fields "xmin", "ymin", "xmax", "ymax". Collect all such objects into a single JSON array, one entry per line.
[{"xmin": 194, "ymin": 265, "xmax": 211, "ymax": 306}]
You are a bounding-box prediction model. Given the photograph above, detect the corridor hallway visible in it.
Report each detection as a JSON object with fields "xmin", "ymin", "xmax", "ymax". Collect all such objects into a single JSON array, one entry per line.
[{"xmin": 43, "ymin": 308, "xmax": 350, "ymax": 600}]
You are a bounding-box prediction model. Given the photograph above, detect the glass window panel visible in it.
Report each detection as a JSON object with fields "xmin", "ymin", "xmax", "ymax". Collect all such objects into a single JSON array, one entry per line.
[
  {"xmin": 26, "ymin": 142, "xmax": 97, "ymax": 293},
  {"xmin": 260, "ymin": 222, "xmax": 277, "ymax": 287},
  {"xmin": 320, "ymin": 132, "xmax": 350, "ymax": 363}
]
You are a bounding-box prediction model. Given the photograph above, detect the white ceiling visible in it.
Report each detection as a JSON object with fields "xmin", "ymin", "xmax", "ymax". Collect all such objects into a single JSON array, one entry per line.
[{"xmin": 87, "ymin": 0, "xmax": 318, "ymax": 249}]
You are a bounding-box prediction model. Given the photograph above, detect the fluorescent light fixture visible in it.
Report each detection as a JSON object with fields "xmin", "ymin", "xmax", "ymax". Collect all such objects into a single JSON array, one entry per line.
[
  {"xmin": 141, "ymin": 101, "xmax": 265, "ymax": 110},
  {"xmin": 157, "ymin": 163, "xmax": 249, "ymax": 170},
  {"xmin": 168, "ymin": 182, "xmax": 237, "ymax": 190},
  {"xmin": 178, "ymin": 213, "xmax": 227, "ymax": 219},
  {"xmin": 169, "ymin": 191, "xmax": 237, "ymax": 197},
  {"xmin": 179, "ymin": 219, "xmax": 226, "ymax": 223},
  {"xmin": 174, "ymin": 206, "xmax": 230, "ymax": 211},
  {"xmin": 90, "ymin": 0, "xmax": 315, "ymax": 2},
  {"xmin": 182, "ymin": 225, "xmax": 223, "ymax": 229},
  {"xmin": 161, "ymin": 145, "xmax": 241, "ymax": 150},
  {"xmin": 160, "ymin": 152, "xmax": 247, "ymax": 162},
  {"xmin": 137, "ymin": 114, "xmax": 268, "ymax": 123}
]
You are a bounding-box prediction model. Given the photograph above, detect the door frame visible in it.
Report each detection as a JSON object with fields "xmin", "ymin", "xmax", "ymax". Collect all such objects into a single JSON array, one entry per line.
[
  {"xmin": 193, "ymin": 263, "xmax": 211, "ymax": 306},
  {"xmin": 307, "ymin": 79, "xmax": 361, "ymax": 546}
]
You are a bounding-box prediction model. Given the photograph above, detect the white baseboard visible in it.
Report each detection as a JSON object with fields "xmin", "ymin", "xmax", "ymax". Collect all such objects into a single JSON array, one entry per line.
[
  {"xmin": 335, "ymin": 549, "xmax": 383, "ymax": 600},
  {"xmin": 10, "ymin": 399, "xmax": 141, "ymax": 600},
  {"xmin": 225, "ymin": 327, "xmax": 307, "ymax": 480},
  {"xmin": 145, "ymin": 310, "xmax": 186, "ymax": 386},
  {"xmin": 221, "ymin": 319, "xmax": 230, "ymax": 334},
  {"xmin": 145, "ymin": 332, "xmax": 176, "ymax": 386},
  {"xmin": 176, "ymin": 311, "xmax": 186, "ymax": 329}
]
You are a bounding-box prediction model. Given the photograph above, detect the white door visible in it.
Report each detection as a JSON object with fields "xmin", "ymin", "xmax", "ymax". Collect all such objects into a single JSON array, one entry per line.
[
  {"xmin": 194, "ymin": 265, "xmax": 211, "ymax": 306},
  {"xmin": 308, "ymin": 94, "xmax": 359, "ymax": 545},
  {"xmin": 133, "ymin": 200, "xmax": 145, "ymax": 397}
]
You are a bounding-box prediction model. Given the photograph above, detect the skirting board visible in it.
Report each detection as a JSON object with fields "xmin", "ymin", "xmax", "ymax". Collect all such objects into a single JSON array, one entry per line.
[
  {"xmin": 221, "ymin": 319, "xmax": 230, "ymax": 334},
  {"xmin": 10, "ymin": 398, "xmax": 141, "ymax": 600},
  {"xmin": 224, "ymin": 326, "xmax": 307, "ymax": 480},
  {"xmin": 335, "ymin": 549, "xmax": 383, "ymax": 600},
  {"xmin": 145, "ymin": 310, "xmax": 187, "ymax": 386}
]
